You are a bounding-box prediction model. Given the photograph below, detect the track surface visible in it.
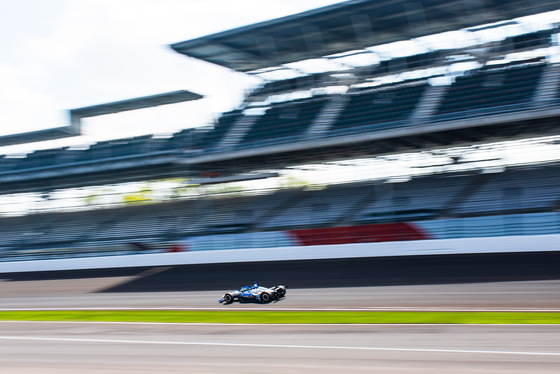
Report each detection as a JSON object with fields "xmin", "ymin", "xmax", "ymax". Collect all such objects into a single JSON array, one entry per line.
[
  {"xmin": 1, "ymin": 322, "xmax": 560, "ymax": 373},
  {"xmin": 2, "ymin": 281, "xmax": 560, "ymax": 310},
  {"xmin": 2, "ymin": 252, "xmax": 560, "ymax": 372}
]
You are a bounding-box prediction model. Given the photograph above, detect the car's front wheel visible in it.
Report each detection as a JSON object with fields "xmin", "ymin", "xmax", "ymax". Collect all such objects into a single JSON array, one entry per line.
[{"xmin": 223, "ymin": 293, "xmax": 234, "ymax": 304}]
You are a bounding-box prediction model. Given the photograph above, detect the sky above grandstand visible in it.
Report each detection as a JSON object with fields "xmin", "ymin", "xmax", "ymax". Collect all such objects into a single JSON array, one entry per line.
[{"xmin": 0, "ymin": 0, "xmax": 343, "ymax": 153}]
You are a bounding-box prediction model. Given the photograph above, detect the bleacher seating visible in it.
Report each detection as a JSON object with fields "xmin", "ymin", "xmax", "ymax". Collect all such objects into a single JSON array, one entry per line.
[
  {"xmin": 0, "ymin": 135, "xmax": 177, "ymax": 175},
  {"xmin": 257, "ymin": 182, "xmax": 374, "ymax": 229},
  {"xmin": 436, "ymin": 62, "xmax": 545, "ymax": 117},
  {"xmin": 496, "ymin": 31, "xmax": 553, "ymax": 54},
  {"xmin": 377, "ymin": 52, "xmax": 441, "ymax": 74},
  {"xmin": 250, "ymin": 73, "xmax": 337, "ymax": 98},
  {"xmin": 352, "ymin": 174, "xmax": 474, "ymax": 223},
  {"xmin": 450, "ymin": 166, "xmax": 560, "ymax": 215},
  {"xmin": 1, "ymin": 163, "xmax": 558, "ymax": 261},
  {"xmin": 0, "ymin": 109, "xmax": 245, "ymax": 175},
  {"xmin": 0, "ymin": 211, "xmax": 92, "ymax": 257},
  {"xmin": 327, "ymin": 82, "xmax": 428, "ymax": 135},
  {"xmin": 83, "ymin": 135, "xmax": 158, "ymax": 161},
  {"xmin": 166, "ymin": 128, "xmax": 202, "ymax": 150},
  {"xmin": 57, "ymin": 148, "xmax": 88, "ymax": 165},
  {"xmin": 193, "ymin": 194, "xmax": 276, "ymax": 231},
  {"xmin": 193, "ymin": 109, "xmax": 244, "ymax": 150},
  {"xmin": 414, "ymin": 212, "xmax": 560, "ymax": 239},
  {"xmin": 15, "ymin": 148, "xmax": 68, "ymax": 170},
  {"xmin": 238, "ymin": 97, "xmax": 328, "ymax": 147},
  {"xmin": 0, "ymin": 155, "xmax": 25, "ymax": 172}
]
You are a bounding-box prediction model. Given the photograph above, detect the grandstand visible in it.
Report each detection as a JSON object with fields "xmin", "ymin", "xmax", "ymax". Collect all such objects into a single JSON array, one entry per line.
[{"xmin": 1, "ymin": 0, "xmax": 560, "ymax": 261}]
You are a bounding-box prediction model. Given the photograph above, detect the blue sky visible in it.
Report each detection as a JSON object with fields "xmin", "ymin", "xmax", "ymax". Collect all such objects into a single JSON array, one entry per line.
[{"xmin": 0, "ymin": 0, "xmax": 342, "ymax": 153}]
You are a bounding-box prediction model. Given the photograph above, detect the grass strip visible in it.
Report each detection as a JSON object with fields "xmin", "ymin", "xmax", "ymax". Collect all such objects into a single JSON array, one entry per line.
[{"xmin": 0, "ymin": 311, "xmax": 559, "ymax": 324}]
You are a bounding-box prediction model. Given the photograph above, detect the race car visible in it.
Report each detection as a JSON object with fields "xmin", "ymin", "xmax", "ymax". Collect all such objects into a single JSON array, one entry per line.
[{"xmin": 219, "ymin": 283, "xmax": 287, "ymax": 304}]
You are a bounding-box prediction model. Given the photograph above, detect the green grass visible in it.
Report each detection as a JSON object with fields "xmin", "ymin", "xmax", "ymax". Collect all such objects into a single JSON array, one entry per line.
[{"xmin": 0, "ymin": 310, "xmax": 559, "ymax": 324}]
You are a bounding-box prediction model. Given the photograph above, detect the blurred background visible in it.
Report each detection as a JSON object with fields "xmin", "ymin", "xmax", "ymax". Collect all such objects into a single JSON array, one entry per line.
[
  {"xmin": 3, "ymin": 3, "xmax": 560, "ymax": 372},
  {"xmin": 1, "ymin": 0, "xmax": 560, "ymax": 260}
]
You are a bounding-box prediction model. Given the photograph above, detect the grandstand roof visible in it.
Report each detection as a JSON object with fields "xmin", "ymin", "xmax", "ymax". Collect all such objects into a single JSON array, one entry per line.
[
  {"xmin": 171, "ymin": 0, "xmax": 560, "ymax": 73},
  {"xmin": 70, "ymin": 90, "xmax": 202, "ymax": 118},
  {"xmin": 0, "ymin": 127, "xmax": 79, "ymax": 148},
  {"xmin": 0, "ymin": 90, "xmax": 202, "ymax": 147}
]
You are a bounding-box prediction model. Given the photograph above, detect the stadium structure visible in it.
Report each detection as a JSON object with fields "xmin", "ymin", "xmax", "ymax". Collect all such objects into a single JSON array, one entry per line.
[{"xmin": 1, "ymin": 0, "xmax": 560, "ymax": 261}]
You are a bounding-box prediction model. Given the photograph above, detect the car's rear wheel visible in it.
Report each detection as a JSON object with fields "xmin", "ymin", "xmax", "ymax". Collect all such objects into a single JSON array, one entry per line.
[
  {"xmin": 260, "ymin": 292, "xmax": 271, "ymax": 303},
  {"xmin": 276, "ymin": 287, "xmax": 286, "ymax": 298},
  {"xmin": 224, "ymin": 293, "xmax": 234, "ymax": 304}
]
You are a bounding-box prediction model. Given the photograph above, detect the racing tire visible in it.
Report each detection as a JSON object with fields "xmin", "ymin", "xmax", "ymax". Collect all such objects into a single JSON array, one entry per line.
[
  {"xmin": 260, "ymin": 292, "xmax": 272, "ymax": 303},
  {"xmin": 223, "ymin": 293, "xmax": 234, "ymax": 304},
  {"xmin": 276, "ymin": 287, "xmax": 286, "ymax": 298}
]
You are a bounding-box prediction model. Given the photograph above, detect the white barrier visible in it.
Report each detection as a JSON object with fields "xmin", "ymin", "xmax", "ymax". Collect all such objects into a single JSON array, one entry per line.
[{"xmin": 1, "ymin": 234, "xmax": 559, "ymax": 273}]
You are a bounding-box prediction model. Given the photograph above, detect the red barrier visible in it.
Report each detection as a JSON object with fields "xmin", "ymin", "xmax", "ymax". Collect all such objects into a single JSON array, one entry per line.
[{"xmin": 291, "ymin": 222, "xmax": 430, "ymax": 246}]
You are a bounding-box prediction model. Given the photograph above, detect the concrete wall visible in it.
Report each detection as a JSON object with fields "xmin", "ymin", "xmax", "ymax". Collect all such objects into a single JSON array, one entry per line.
[{"xmin": 1, "ymin": 234, "xmax": 559, "ymax": 274}]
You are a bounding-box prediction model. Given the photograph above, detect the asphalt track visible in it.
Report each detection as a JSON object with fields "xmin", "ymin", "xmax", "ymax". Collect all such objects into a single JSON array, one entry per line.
[
  {"xmin": 1, "ymin": 322, "xmax": 560, "ymax": 373},
  {"xmin": 1, "ymin": 251, "xmax": 560, "ymax": 373},
  {"xmin": 2, "ymin": 281, "xmax": 560, "ymax": 310}
]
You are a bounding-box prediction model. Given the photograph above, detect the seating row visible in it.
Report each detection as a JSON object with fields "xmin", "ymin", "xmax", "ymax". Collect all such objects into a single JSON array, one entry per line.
[{"xmin": 1, "ymin": 164, "xmax": 558, "ymax": 257}]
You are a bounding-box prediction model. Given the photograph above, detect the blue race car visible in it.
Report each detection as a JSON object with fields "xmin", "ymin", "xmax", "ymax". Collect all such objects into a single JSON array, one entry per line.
[{"xmin": 219, "ymin": 283, "xmax": 287, "ymax": 304}]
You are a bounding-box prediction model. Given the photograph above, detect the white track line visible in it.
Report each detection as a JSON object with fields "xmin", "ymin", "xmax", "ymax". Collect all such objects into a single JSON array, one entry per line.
[
  {"xmin": 0, "ymin": 336, "xmax": 559, "ymax": 356},
  {"xmin": 1, "ymin": 320, "xmax": 559, "ymax": 327}
]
